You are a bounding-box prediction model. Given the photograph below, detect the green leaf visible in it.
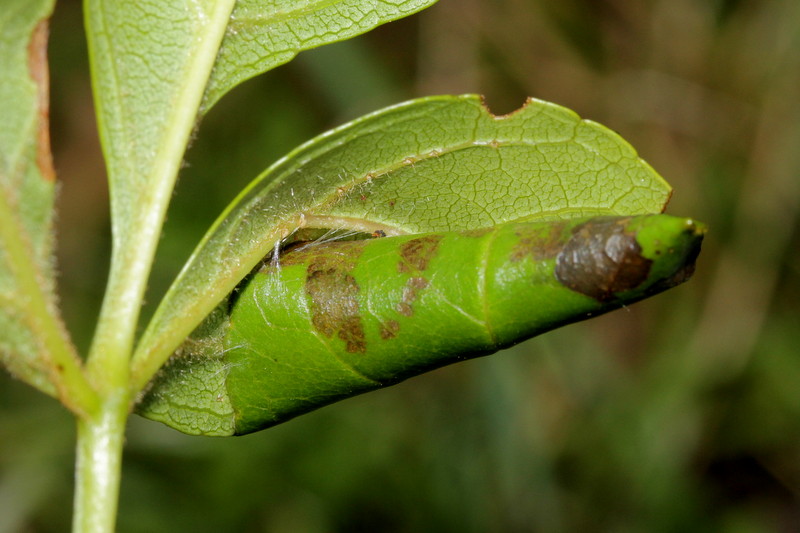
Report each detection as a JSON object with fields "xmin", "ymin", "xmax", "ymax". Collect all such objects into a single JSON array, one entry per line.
[
  {"xmin": 84, "ymin": 0, "xmax": 435, "ymax": 249},
  {"xmin": 202, "ymin": 0, "xmax": 440, "ymax": 112},
  {"xmin": 83, "ymin": 0, "xmax": 235, "ymax": 380},
  {"xmin": 137, "ymin": 214, "xmax": 705, "ymax": 435},
  {"xmin": 133, "ymin": 95, "xmax": 670, "ymax": 390},
  {"xmin": 84, "ymin": 0, "xmax": 434, "ymax": 380},
  {"xmin": 0, "ymin": 0, "xmax": 95, "ymax": 412},
  {"xmin": 131, "ymin": 94, "xmax": 671, "ymax": 396}
]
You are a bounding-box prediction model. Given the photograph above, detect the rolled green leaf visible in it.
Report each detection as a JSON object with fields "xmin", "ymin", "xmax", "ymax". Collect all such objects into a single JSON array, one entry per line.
[
  {"xmin": 137, "ymin": 214, "xmax": 704, "ymax": 436},
  {"xmin": 131, "ymin": 94, "xmax": 672, "ymax": 394}
]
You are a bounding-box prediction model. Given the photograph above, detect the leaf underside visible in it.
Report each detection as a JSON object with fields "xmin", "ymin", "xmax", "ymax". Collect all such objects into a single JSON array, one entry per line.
[
  {"xmin": 203, "ymin": 0, "xmax": 441, "ymax": 112},
  {"xmin": 134, "ymin": 94, "xmax": 679, "ymax": 436},
  {"xmin": 0, "ymin": 0, "xmax": 74, "ymax": 398},
  {"xmin": 133, "ymin": 95, "xmax": 672, "ymax": 390},
  {"xmin": 86, "ymin": 0, "xmax": 438, "ymax": 253}
]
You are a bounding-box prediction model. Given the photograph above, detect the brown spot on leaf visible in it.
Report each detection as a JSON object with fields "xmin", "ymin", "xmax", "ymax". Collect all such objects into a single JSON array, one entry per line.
[
  {"xmin": 398, "ymin": 235, "xmax": 443, "ymax": 273},
  {"xmin": 555, "ymin": 218, "xmax": 652, "ymax": 301},
  {"xmin": 510, "ymin": 220, "xmax": 570, "ymax": 263},
  {"xmin": 395, "ymin": 277, "xmax": 429, "ymax": 316},
  {"xmin": 301, "ymin": 242, "xmax": 367, "ymax": 353},
  {"xmin": 28, "ymin": 19, "xmax": 55, "ymax": 182},
  {"xmin": 380, "ymin": 320, "xmax": 400, "ymax": 339}
]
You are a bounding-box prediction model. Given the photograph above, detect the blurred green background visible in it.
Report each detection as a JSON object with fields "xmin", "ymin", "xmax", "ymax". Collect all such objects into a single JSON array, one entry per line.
[{"xmin": 3, "ymin": 0, "xmax": 800, "ymax": 531}]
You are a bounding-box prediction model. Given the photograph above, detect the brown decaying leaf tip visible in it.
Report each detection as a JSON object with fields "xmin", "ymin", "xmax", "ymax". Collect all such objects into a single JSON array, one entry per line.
[
  {"xmin": 555, "ymin": 218, "xmax": 652, "ymax": 301},
  {"xmin": 28, "ymin": 19, "xmax": 55, "ymax": 183}
]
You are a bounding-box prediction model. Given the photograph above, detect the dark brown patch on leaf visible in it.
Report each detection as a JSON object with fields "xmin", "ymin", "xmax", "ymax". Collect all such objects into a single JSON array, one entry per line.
[
  {"xmin": 380, "ymin": 320, "xmax": 400, "ymax": 340},
  {"xmin": 301, "ymin": 243, "xmax": 367, "ymax": 353},
  {"xmin": 555, "ymin": 218, "xmax": 652, "ymax": 301},
  {"xmin": 398, "ymin": 235, "xmax": 443, "ymax": 273},
  {"xmin": 510, "ymin": 220, "xmax": 569, "ymax": 263}
]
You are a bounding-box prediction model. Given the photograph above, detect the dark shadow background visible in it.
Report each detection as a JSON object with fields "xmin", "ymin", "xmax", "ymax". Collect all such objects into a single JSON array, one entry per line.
[{"xmin": 2, "ymin": 0, "xmax": 799, "ymax": 531}]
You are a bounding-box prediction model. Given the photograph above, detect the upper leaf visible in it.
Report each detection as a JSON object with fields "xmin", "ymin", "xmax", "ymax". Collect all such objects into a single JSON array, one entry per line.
[
  {"xmin": 0, "ymin": 0, "xmax": 92, "ymax": 410},
  {"xmin": 83, "ymin": 0, "xmax": 436, "ymax": 374},
  {"xmin": 202, "ymin": 0, "xmax": 440, "ymax": 112},
  {"xmin": 83, "ymin": 0, "xmax": 237, "ymax": 375},
  {"xmin": 86, "ymin": 0, "xmax": 438, "ymax": 253},
  {"xmin": 84, "ymin": 0, "xmax": 237, "ymax": 253},
  {"xmin": 131, "ymin": 94, "xmax": 671, "ymax": 392}
]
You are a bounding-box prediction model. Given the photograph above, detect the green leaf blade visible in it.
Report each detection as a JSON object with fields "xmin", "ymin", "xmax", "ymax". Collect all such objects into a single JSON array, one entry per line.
[
  {"xmin": 84, "ymin": 0, "xmax": 237, "ymax": 253},
  {"xmin": 202, "ymin": 0, "xmax": 440, "ymax": 111},
  {"xmin": 132, "ymin": 95, "xmax": 672, "ymax": 391},
  {"xmin": 1, "ymin": 0, "xmax": 95, "ymax": 412},
  {"xmin": 84, "ymin": 0, "xmax": 438, "ymax": 382},
  {"xmin": 0, "ymin": 0, "xmax": 56, "ymax": 270},
  {"xmin": 83, "ymin": 0, "xmax": 238, "ymax": 381}
]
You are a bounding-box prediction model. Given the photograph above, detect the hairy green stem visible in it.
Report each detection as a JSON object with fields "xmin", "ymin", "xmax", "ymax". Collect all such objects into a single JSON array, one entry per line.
[{"xmin": 72, "ymin": 390, "xmax": 129, "ymax": 533}]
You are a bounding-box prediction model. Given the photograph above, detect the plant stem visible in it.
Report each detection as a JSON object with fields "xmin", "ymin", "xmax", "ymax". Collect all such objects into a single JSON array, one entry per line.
[{"xmin": 72, "ymin": 390, "xmax": 129, "ymax": 533}]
